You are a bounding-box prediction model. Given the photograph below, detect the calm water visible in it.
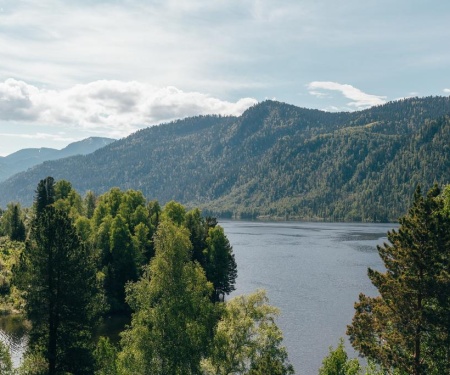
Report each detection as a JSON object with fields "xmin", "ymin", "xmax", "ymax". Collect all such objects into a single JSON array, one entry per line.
[
  {"xmin": 222, "ymin": 221, "xmax": 394, "ymax": 375},
  {"xmin": 0, "ymin": 221, "xmax": 394, "ymax": 374}
]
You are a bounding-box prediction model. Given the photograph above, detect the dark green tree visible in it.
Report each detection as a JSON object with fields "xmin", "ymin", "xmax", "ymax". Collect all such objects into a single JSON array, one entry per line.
[
  {"xmin": 1, "ymin": 203, "xmax": 26, "ymax": 241},
  {"xmin": 184, "ymin": 208, "xmax": 207, "ymax": 264},
  {"xmin": 15, "ymin": 181, "xmax": 100, "ymax": 374},
  {"xmin": 204, "ymin": 225, "xmax": 237, "ymax": 302},
  {"xmin": 34, "ymin": 176, "xmax": 55, "ymax": 214},
  {"xmin": 347, "ymin": 185, "xmax": 450, "ymax": 375},
  {"xmin": 10, "ymin": 203, "xmax": 26, "ymax": 242},
  {"xmin": 107, "ymin": 214, "xmax": 138, "ymax": 312},
  {"xmin": 84, "ymin": 190, "xmax": 97, "ymax": 219}
]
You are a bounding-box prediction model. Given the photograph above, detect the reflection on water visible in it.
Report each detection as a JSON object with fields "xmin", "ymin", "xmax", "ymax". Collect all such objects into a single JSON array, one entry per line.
[{"xmin": 0, "ymin": 315, "xmax": 29, "ymax": 367}]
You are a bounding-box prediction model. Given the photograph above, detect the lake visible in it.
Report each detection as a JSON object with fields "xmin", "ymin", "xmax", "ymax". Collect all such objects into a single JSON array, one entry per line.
[
  {"xmin": 221, "ymin": 220, "xmax": 394, "ymax": 375},
  {"xmin": 0, "ymin": 221, "xmax": 394, "ymax": 374}
]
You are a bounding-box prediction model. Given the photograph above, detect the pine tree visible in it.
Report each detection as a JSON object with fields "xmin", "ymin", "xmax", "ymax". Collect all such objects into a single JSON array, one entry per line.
[
  {"xmin": 347, "ymin": 185, "xmax": 450, "ymax": 375},
  {"xmin": 15, "ymin": 178, "xmax": 100, "ymax": 375}
]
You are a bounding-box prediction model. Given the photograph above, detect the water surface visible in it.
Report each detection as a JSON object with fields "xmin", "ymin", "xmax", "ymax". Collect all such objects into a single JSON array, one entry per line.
[{"xmin": 222, "ymin": 221, "xmax": 394, "ymax": 375}]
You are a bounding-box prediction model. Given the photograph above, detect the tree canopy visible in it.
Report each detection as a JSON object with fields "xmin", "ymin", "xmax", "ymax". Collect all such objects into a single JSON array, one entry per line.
[{"xmin": 347, "ymin": 185, "xmax": 450, "ymax": 375}]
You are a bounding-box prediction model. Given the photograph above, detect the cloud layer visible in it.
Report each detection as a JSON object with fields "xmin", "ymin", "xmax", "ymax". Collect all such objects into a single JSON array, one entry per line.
[
  {"xmin": 307, "ymin": 81, "xmax": 387, "ymax": 110},
  {"xmin": 0, "ymin": 78, "xmax": 257, "ymax": 138}
]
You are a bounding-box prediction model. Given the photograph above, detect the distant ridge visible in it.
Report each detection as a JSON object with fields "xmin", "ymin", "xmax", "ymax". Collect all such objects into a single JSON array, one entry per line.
[
  {"xmin": 0, "ymin": 137, "xmax": 116, "ymax": 182},
  {"xmin": 1, "ymin": 97, "xmax": 450, "ymax": 222}
]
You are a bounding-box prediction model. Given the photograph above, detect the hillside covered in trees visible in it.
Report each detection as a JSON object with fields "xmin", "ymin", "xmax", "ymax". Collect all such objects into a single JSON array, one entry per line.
[
  {"xmin": 1, "ymin": 96, "xmax": 450, "ymax": 221},
  {"xmin": 0, "ymin": 137, "xmax": 116, "ymax": 183}
]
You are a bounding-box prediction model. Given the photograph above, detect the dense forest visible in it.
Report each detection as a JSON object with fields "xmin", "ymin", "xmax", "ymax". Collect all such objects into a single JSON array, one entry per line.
[
  {"xmin": 1, "ymin": 97, "xmax": 450, "ymax": 222},
  {"xmin": 0, "ymin": 178, "xmax": 449, "ymax": 374}
]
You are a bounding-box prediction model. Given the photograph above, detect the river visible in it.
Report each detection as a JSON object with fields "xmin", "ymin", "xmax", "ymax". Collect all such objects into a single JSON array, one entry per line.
[{"xmin": 0, "ymin": 221, "xmax": 393, "ymax": 374}]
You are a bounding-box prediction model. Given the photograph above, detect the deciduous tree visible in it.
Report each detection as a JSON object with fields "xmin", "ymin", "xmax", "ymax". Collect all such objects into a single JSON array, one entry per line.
[
  {"xmin": 201, "ymin": 290, "xmax": 294, "ymax": 375},
  {"xmin": 118, "ymin": 220, "xmax": 215, "ymax": 375}
]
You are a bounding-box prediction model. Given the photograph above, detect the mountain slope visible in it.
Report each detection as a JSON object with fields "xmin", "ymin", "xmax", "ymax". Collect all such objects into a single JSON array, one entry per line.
[
  {"xmin": 0, "ymin": 137, "xmax": 116, "ymax": 182},
  {"xmin": 1, "ymin": 97, "xmax": 450, "ymax": 222}
]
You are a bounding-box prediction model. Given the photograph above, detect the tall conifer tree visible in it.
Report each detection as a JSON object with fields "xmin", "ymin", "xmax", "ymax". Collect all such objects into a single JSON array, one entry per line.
[
  {"xmin": 347, "ymin": 185, "xmax": 450, "ymax": 375},
  {"xmin": 15, "ymin": 178, "xmax": 99, "ymax": 374}
]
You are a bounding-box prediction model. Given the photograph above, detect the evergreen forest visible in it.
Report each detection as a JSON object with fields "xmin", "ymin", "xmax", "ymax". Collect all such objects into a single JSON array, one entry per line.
[{"xmin": 1, "ymin": 97, "xmax": 450, "ymax": 222}]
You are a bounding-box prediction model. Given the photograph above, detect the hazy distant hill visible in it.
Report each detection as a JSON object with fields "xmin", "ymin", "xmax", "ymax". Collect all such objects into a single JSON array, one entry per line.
[
  {"xmin": 1, "ymin": 97, "xmax": 450, "ymax": 222},
  {"xmin": 0, "ymin": 137, "xmax": 116, "ymax": 182}
]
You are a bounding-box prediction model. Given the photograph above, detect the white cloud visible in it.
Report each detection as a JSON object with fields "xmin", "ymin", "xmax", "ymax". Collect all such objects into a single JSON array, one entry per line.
[
  {"xmin": 307, "ymin": 81, "xmax": 387, "ymax": 109},
  {"xmin": 0, "ymin": 78, "xmax": 257, "ymax": 138},
  {"xmin": 444, "ymin": 88, "xmax": 450, "ymax": 93}
]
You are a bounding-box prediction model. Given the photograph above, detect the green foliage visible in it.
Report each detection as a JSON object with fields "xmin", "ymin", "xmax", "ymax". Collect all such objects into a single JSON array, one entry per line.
[
  {"xmin": 203, "ymin": 225, "xmax": 237, "ymax": 302},
  {"xmin": 118, "ymin": 220, "xmax": 216, "ymax": 375},
  {"xmin": 347, "ymin": 185, "xmax": 450, "ymax": 375},
  {"xmin": 201, "ymin": 290, "xmax": 294, "ymax": 375},
  {"xmin": 0, "ymin": 340, "xmax": 13, "ymax": 375},
  {"xmin": 15, "ymin": 197, "xmax": 100, "ymax": 374},
  {"xmin": 107, "ymin": 214, "xmax": 138, "ymax": 310},
  {"xmin": 162, "ymin": 200, "xmax": 186, "ymax": 225},
  {"xmin": 90, "ymin": 188, "xmax": 155, "ymax": 313},
  {"xmin": 0, "ymin": 237, "xmax": 25, "ymax": 312},
  {"xmin": 33, "ymin": 176, "xmax": 55, "ymax": 215},
  {"xmin": 0, "ymin": 203, "xmax": 26, "ymax": 242},
  {"xmin": 94, "ymin": 337, "xmax": 118, "ymax": 375},
  {"xmin": 17, "ymin": 352, "xmax": 48, "ymax": 375},
  {"xmin": 318, "ymin": 339, "xmax": 360, "ymax": 375}
]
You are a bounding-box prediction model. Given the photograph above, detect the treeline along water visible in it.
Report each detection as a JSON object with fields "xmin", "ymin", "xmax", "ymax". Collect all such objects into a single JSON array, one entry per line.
[
  {"xmin": 222, "ymin": 221, "xmax": 394, "ymax": 375},
  {"xmin": 0, "ymin": 221, "xmax": 393, "ymax": 373}
]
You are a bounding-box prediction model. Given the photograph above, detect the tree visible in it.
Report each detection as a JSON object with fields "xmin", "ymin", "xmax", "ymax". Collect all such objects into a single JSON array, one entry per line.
[
  {"xmin": 184, "ymin": 208, "xmax": 207, "ymax": 264},
  {"xmin": 0, "ymin": 340, "xmax": 13, "ymax": 375},
  {"xmin": 107, "ymin": 214, "xmax": 138, "ymax": 311},
  {"xmin": 204, "ymin": 225, "xmax": 237, "ymax": 302},
  {"xmin": 94, "ymin": 337, "xmax": 118, "ymax": 375},
  {"xmin": 84, "ymin": 190, "xmax": 97, "ymax": 219},
  {"xmin": 118, "ymin": 220, "xmax": 216, "ymax": 375},
  {"xmin": 318, "ymin": 339, "xmax": 360, "ymax": 375},
  {"xmin": 162, "ymin": 200, "xmax": 186, "ymax": 226},
  {"xmin": 15, "ymin": 180, "xmax": 100, "ymax": 374},
  {"xmin": 10, "ymin": 203, "xmax": 26, "ymax": 241},
  {"xmin": 201, "ymin": 290, "xmax": 294, "ymax": 375},
  {"xmin": 1, "ymin": 203, "xmax": 26, "ymax": 242},
  {"xmin": 34, "ymin": 176, "xmax": 55, "ymax": 214},
  {"xmin": 347, "ymin": 185, "xmax": 450, "ymax": 375}
]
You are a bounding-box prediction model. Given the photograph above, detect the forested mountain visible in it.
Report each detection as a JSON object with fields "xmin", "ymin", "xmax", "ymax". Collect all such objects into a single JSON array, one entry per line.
[
  {"xmin": 1, "ymin": 97, "xmax": 450, "ymax": 222},
  {"xmin": 0, "ymin": 137, "xmax": 116, "ymax": 182}
]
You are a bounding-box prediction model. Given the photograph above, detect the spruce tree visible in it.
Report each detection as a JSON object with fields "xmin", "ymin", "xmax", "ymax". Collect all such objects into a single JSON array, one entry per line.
[{"xmin": 347, "ymin": 185, "xmax": 450, "ymax": 375}]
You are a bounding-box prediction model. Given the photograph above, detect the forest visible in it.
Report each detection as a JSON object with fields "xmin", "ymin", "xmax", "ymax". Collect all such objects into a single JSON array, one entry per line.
[
  {"xmin": 1, "ymin": 97, "xmax": 450, "ymax": 222},
  {"xmin": 0, "ymin": 177, "xmax": 448, "ymax": 374}
]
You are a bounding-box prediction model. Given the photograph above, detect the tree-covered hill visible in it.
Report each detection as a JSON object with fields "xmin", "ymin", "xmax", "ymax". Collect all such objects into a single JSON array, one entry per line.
[
  {"xmin": 0, "ymin": 137, "xmax": 116, "ymax": 182},
  {"xmin": 1, "ymin": 96, "xmax": 450, "ymax": 221}
]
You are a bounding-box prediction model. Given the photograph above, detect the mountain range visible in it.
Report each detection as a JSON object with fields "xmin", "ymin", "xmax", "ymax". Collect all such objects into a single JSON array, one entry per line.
[
  {"xmin": 0, "ymin": 137, "xmax": 116, "ymax": 183},
  {"xmin": 1, "ymin": 97, "xmax": 450, "ymax": 222}
]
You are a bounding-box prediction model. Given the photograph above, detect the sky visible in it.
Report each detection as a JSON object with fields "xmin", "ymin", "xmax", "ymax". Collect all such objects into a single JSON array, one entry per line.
[{"xmin": 0, "ymin": 0, "xmax": 449, "ymax": 156}]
